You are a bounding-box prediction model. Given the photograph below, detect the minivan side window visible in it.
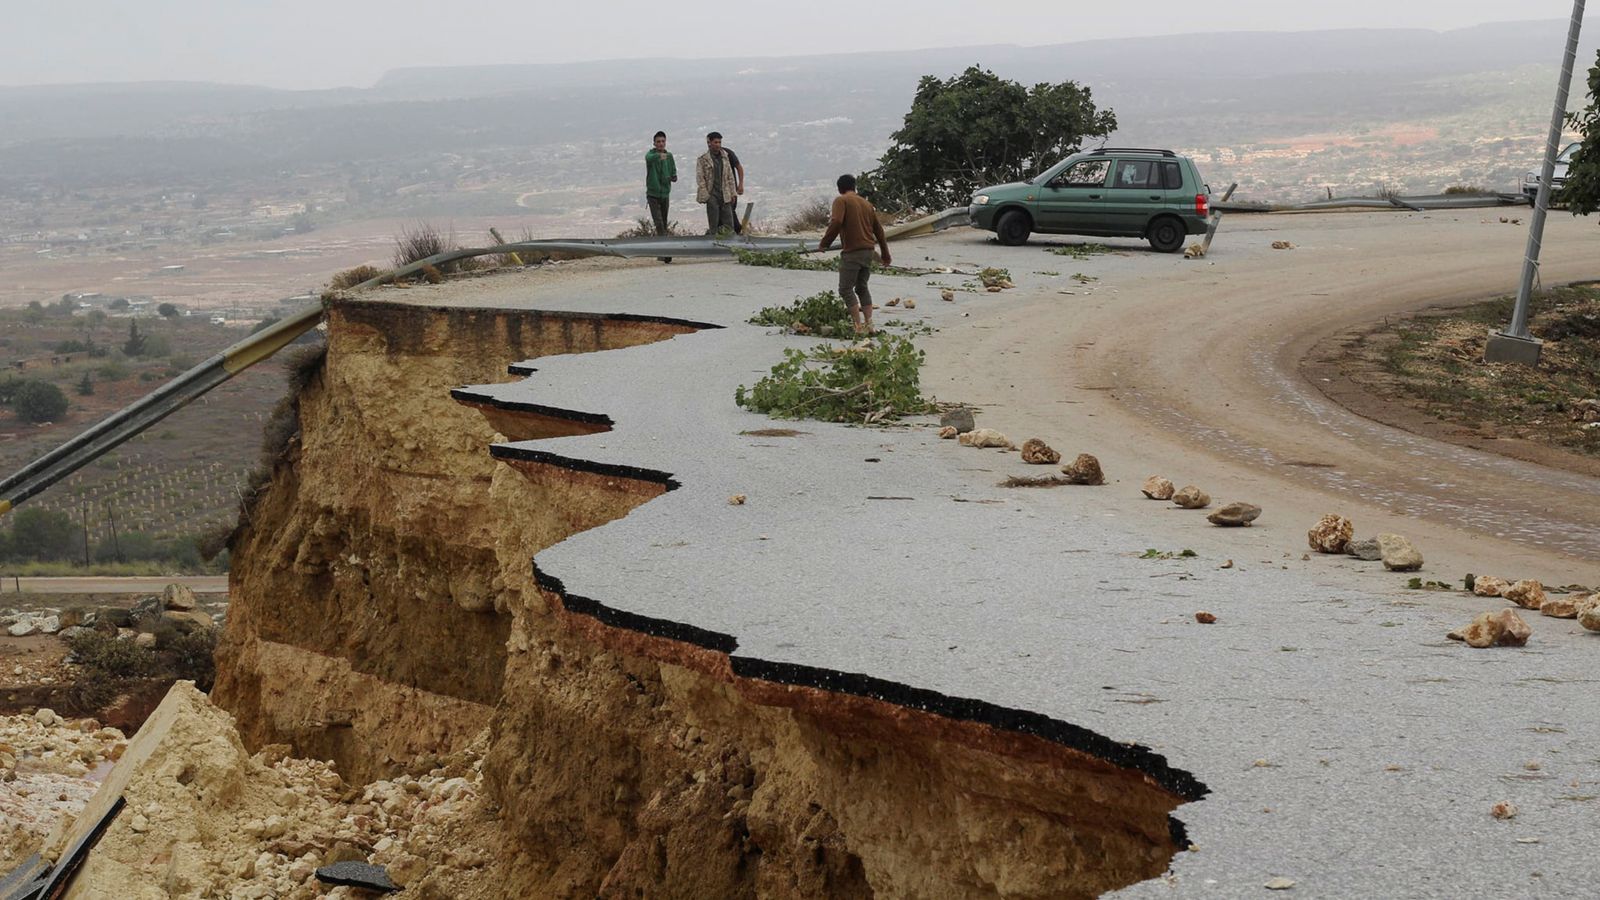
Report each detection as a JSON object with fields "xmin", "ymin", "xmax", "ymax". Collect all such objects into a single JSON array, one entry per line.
[
  {"xmin": 1162, "ymin": 161, "xmax": 1183, "ymax": 190},
  {"xmin": 1112, "ymin": 160, "xmax": 1155, "ymax": 189},
  {"xmin": 1052, "ymin": 160, "xmax": 1111, "ymax": 188}
]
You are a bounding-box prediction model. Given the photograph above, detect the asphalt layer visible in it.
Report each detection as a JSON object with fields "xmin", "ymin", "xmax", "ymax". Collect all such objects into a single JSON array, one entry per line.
[{"xmin": 398, "ymin": 214, "xmax": 1600, "ymax": 898}]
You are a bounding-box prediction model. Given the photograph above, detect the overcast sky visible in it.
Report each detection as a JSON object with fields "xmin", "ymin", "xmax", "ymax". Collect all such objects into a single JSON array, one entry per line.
[{"xmin": 4, "ymin": 2, "xmax": 1592, "ymax": 90}]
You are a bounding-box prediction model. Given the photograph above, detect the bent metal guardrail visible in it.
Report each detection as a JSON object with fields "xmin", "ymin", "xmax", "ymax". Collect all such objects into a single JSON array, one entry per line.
[{"xmin": 0, "ymin": 209, "xmax": 971, "ymax": 518}]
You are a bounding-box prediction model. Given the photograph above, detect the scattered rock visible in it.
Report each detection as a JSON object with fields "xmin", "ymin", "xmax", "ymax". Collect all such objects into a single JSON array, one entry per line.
[
  {"xmin": 1208, "ymin": 502, "xmax": 1262, "ymax": 527},
  {"xmin": 1195, "ymin": 612, "xmax": 1217, "ymax": 624},
  {"xmin": 1019, "ymin": 439, "xmax": 1060, "ymax": 465},
  {"xmin": 885, "ymin": 297, "xmax": 900, "ymax": 307},
  {"xmin": 940, "ymin": 407, "xmax": 976, "ymax": 434},
  {"xmin": 1271, "ymin": 241, "xmax": 1295, "ymax": 250},
  {"xmin": 1265, "ymin": 877, "xmax": 1297, "ymax": 890},
  {"xmin": 986, "ymin": 285, "xmax": 1003, "ymax": 293},
  {"xmin": 1455, "ymin": 609, "xmax": 1532, "ymax": 648},
  {"xmin": 134, "ymin": 632, "xmax": 158, "ymax": 649},
  {"xmin": 904, "ymin": 298, "xmax": 916, "ymax": 309},
  {"xmin": 1141, "ymin": 476, "xmax": 1175, "ymax": 500},
  {"xmin": 728, "ymin": 494, "xmax": 747, "ymax": 506},
  {"xmin": 959, "ymin": 428, "xmax": 1013, "ymax": 449},
  {"xmin": 130, "ymin": 595, "xmax": 165, "ymax": 631},
  {"xmin": 940, "ymin": 289, "xmax": 955, "ymax": 302},
  {"xmin": 315, "ymin": 861, "xmax": 400, "ymax": 893},
  {"xmin": 1473, "ymin": 576, "xmax": 1510, "ymax": 597},
  {"xmin": 1491, "ymin": 801, "xmax": 1519, "ymax": 820},
  {"xmin": 161, "ymin": 583, "xmax": 198, "ymax": 611},
  {"xmin": 1060, "ymin": 453, "xmax": 1105, "ymax": 485},
  {"xmin": 1171, "ymin": 485, "xmax": 1210, "ymax": 509},
  {"xmin": 1375, "ymin": 533, "xmax": 1423, "ymax": 571},
  {"xmin": 1306, "ymin": 514, "xmax": 1354, "ymax": 553},
  {"xmin": 1220, "ymin": 559, "xmax": 1234, "ymax": 569},
  {"xmin": 162, "ymin": 610, "xmax": 214, "ymax": 634},
  {"xmin": 1540, "ymin": 594, "xmax": 1580, "ymax": 619},
  {"xmin": 1345, "ymin": 537, "xmax": 1382, "ymax": 561},
  {"xmin": 35, "ymin": 615, "xmax": 61, "ymax": 635},
  {"xmin": 1572, "ymin": 399, "xmax": 1600, "ymax": 422},
  {"xmin": 8, "ymin": 618, "xmax": 37, "ymax": 637},
  {"xmin": 34, "ymin": 708, "xmax": 58, "ymax": 727},
  {"xmin": 937, "ymin": 426, "xmax": 958, "ymax": 439},
  {"xmin": 1502, "ymin": 579, "xmax": 1546, "ymax": 610},
  {"xmin": 1579, "ymin": 595, "xmax": 1600, "ymax": 632}
]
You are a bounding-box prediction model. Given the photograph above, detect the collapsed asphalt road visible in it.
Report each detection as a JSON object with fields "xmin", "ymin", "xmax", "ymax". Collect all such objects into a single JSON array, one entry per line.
[{"xmin": 305, "ymin": 209, "xmax": 1597, "ymax": 896}]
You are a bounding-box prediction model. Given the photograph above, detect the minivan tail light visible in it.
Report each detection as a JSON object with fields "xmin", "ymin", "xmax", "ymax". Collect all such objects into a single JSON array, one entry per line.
[{"xmin": 1195, "ymin": 193, "xmax": 1209, "ymax": 217}]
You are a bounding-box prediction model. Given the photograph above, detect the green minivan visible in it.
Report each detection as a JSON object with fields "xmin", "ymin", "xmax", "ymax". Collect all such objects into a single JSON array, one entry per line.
[{"xmin": 968, "ymin": 148, "xmax": 1211, "ymax": 252}]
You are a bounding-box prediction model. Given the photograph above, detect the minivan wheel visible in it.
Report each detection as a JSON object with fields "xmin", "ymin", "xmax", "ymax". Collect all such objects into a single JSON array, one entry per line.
[
  {"xmin": 1147, "ymin": 216, "xmax": 1185, "ymax": 253},
  {"xmin": 995, "ymin": 210, "xmax": 1031, "ymax": 246}
]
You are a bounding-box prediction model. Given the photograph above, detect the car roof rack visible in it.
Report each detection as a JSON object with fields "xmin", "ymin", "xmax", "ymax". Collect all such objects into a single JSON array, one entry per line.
[{"xmin": 1087, "ymin": 147, "xmax": 1176, "ymax": 157}]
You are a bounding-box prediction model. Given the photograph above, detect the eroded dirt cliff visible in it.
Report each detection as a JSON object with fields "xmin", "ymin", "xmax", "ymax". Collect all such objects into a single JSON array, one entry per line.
[{"xmin": 212, "ymin": 298, "xmax": 1202, "ymax": 898}]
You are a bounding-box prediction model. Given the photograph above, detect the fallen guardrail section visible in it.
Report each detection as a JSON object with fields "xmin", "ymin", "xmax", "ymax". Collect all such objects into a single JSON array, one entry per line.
[{"xmin": 1216, "ymin": 192, "xmax": 1529, "ymax": 213}]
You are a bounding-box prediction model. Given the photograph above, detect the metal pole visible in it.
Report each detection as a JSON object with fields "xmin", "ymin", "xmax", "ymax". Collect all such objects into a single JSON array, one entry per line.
[{"xmin": 1489, "ymin": 0, "xmax": 1586, "ymax": 363}]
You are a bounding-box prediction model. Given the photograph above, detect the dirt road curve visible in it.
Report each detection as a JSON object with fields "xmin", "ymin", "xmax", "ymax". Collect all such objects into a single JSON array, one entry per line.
[{"xmin": 925, "ymin": 210, "xmax": 1599, "ymax": 583}]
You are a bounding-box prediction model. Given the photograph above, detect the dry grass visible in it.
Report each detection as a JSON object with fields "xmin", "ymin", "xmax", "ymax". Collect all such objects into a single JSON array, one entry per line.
[
  {"xmin": 783, "ymin": 198, "xmax": 834, "ymax": 233},
  {"xmin": 1363, "ymin": 283, "xmax": 1600, "ymax": 455},
  {"xmin": 328, "ymin": 264, "xmax": 384, "ymax": 291}
]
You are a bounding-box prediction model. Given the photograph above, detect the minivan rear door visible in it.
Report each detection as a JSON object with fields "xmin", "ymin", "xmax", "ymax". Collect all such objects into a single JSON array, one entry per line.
[
  {"xmin": 1103, "ymin": 158, "xmax": 1175, "ymax": 235},
  {"xmin": 1036, "ymin": 158, "xmax": 1112, "ymax": 232}
]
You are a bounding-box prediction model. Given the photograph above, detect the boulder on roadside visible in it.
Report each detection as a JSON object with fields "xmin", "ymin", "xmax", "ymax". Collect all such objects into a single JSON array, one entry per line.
[
  {"xmin": 1307, "ymin": 514, "xmax": 1354, "ymax": 553},
  {"xmin": 1061, "ymin": 453, "xmax": 1105, "ymax": 485},
  {"xmin": 1208, "ymin": 502, "xmax": 1262, "ymax": 527},
  {"xmin": 1020, "ymin": 438, "xmax": 1060, "ymax": 465},
  {"xmin": 1472, "ymin": 576, "xmax": 1511, "ymax": 597},
  {"xmin": 1376, "ymin": 533, "xmax": 1423, "ymax": 571},
  {"xmin": 7, "ymin": 617, "xmax": 37, "ymax": 637},
  {"xmin": 1502, "ymin": 579, "xmax": 1546, "ymax": 611},
  {"xmin": 130, "ymin": 595, "xmax": 165, "ymax": 632},
  {"xmin": 940, "ymin": 407, "xmax": 976, "ymax": 434},
  {"xmin": 1452, "ymin": 609, "xmax": 1532, "ymax": 648},
  {"xmin": 162, "ymin": 610, "xmax": 215, "ymax": 635},
  {"xmin": 133, "ymin": 632, "xmax": 158, "ymax": 649},
  {"xmin": 959, "ymin": 428, "xmax": 1013, "ymax": 449},
  {"xmin": 1345, "ymin": 537, "xmax": 1383, "ymax": 561},
  {"xmin": 35, "ymin": 615, "xmax": 61, "ymax": 635},
  {"xmin": 1141, "ymin": 476, "xmax": 1175, "ymax": 500},
  {"xmin": 1172, "ymin": 485, "xmax": 1210, "ymax": 509},
  {"xmin": 161, "ymin": 583, "xmax": 198, "ymax": 612},
  {"xmin": 938, "ymin": 426, "xmax": 958, "ymax": 439}
]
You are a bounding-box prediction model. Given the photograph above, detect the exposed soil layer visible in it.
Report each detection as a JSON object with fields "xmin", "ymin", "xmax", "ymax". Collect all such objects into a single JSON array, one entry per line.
[{"xmin": 214, "ymin": 298, "xmax": 1201, "ymax": 897}]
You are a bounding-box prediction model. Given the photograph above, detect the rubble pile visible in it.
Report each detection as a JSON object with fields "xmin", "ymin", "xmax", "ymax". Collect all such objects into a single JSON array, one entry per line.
[{"xmin": 4, "ymin": 685, "xmax": 491, "ymax": 899}]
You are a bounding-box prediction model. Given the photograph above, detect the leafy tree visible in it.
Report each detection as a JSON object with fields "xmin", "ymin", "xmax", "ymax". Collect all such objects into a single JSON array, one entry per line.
[
  {"xmin": 123, "ymin": 320, "xmax": 148, "ymax": 356},
  {"xmin": 158, "ymin": 302, "xmax": 179, "ymax": 318},
  {"xmin": 1561, "ymin": 50, "xmax": 1600, "ymax": 215},
  {"xmin": 77, "ymin": 373, "xmax": 94, "ymax": 396},
  {"xmin": 858, "ymin": 66, "xmax": 1116, "ymax": 211},
  {"xmin": 13, "ymin": 380, "xmax": 68, "ymax": 423},
  {"xmin": 5, "ymin": 508, "xmax": 77, "ymax": 561},
  {"xmin": 109, "ymin": 298, "xmax": 130, "ymax": 310}
]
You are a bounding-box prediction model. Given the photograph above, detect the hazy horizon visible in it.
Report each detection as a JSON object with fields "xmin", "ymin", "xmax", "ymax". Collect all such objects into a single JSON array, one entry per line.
[{"xmin": 6, "ymin": 4, "xmax": 1592, "ymax": 90}]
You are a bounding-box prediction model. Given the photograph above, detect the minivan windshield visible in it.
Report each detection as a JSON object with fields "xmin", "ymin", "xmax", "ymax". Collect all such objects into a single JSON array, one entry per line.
[{"xmin": 1558, "ymin": 143, "xmax": 1578, "ymax": 163}]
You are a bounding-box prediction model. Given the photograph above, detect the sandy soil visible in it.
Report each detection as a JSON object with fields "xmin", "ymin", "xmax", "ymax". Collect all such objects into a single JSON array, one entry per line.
[{"xmin": 920, "ymin": 209, "xmax": 1600, "ymax": 584}]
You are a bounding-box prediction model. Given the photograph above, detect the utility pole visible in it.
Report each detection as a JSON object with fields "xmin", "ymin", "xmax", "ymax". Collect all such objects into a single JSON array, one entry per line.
[
  {"xmin": 1485, "ymin": 0, "xmax": 1587, "ymax": 366},
  {"xmin": 80, "ymin": 501, "xmax": 90, "ymax": 567}
]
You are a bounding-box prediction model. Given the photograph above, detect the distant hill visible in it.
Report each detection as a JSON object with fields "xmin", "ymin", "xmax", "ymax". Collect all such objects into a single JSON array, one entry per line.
[{"xmin": 0, "ymin": 20, "xmax": 1594, "ymax": 204}]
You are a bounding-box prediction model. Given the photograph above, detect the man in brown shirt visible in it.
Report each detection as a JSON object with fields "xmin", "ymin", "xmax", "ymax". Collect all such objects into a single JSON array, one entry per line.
[{"xmin": 818, "ymin": 174, "xmax": 891, "ymax": 336}]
